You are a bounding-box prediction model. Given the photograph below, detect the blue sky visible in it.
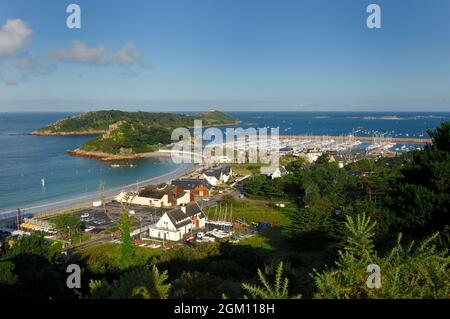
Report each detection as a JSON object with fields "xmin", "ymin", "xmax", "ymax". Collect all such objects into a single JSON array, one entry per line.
[{"xmin": 0, "ymin": 0, "xmax": 449, "ymax": 112}]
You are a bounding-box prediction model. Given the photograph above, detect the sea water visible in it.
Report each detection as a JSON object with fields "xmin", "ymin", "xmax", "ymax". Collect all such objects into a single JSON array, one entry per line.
[{"xmin": 0, "ymin": 111, "xmax": 448, "ymax": 214}]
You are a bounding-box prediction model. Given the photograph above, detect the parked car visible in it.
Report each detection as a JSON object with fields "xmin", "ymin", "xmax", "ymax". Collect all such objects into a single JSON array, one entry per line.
[
  {"xmin": 184, "ymin": 234, "xmax": 196, "ymax": 243},
  {"xmin": 84, "ymin": 226, "xmax": 96, "ymax": 232}
]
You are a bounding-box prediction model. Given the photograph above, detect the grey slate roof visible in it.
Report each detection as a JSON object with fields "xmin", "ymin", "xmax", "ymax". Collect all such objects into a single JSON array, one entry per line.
[
  {"xmin": 171, "ymin": 179, "xmax": 213, "ymax": 191},
  {"xmin": 165, "ymin": 202, "xmax": 206, "ymax": 228},
  {"xmin": 139, "ymin": 183, "xmax": 178, "ymax": 199},
  {"xmin": 203, "ymin": 166, "xmax": 232, "ymax": 179}
]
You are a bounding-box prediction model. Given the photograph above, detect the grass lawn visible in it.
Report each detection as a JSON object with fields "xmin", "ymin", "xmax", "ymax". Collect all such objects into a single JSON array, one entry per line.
[
  {"xmin": 224, "ymin": 163, "xmax": 266, "ymax": 175},
  {"xmin": 205, "ymin": 196, "xmax": 290, "ymax": 226},
  {"xmin": 71, "ymin": 233, "xmax": 92, "ymax": 244},
  {"xmin": 205, "ymin": 196, "xmax": 295, "ymax": 258},
  {"xmin": 74, "ymin": 242, "xmax": 163, "ymax": 274}
]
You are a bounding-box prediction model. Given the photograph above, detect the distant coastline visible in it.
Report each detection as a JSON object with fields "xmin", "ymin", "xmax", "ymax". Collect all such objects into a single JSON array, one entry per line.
[
  {"xmin": 30, "ymin": 109, "xmax": 240, "ymax": 161},
  {"xmin": 362, "ymin": 116, "xmax": 402, "ymax": 120},
  {"xmin": 30, "ymin": 130, "xmax": 104, "ymax": 136}
]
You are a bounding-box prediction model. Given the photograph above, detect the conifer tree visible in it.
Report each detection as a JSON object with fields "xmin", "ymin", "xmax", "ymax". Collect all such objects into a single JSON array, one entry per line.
[{"xmin": 242, "ymin": 261, "xmax": 301, "ymax": 299}]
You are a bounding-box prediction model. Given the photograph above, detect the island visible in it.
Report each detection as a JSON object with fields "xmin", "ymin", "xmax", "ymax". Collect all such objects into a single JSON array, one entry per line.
[{"xmin": 32, "ymin": 109, "xmax": 239, "ymax": 161}]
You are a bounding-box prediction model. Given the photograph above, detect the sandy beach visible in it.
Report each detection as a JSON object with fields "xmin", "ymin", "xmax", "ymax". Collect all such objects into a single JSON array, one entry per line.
[{"xmin": 0, "ymin": 162, "xmax": 199, "ymax": 222}]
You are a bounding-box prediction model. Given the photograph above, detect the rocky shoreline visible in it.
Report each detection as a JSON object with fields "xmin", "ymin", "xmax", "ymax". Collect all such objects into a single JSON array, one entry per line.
[
  {"xmin": 31, "ymin": 130, "xmax": 105, "ymax": 136},
  {"xmin": 67, "ymin": 149, "xmax": 143, "ymax": 161}
]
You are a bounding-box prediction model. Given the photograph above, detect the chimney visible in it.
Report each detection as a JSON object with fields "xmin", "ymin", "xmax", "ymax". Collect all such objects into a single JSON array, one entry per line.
[{"xmin": 181, "ymin": 204, "xmax": 186, "ymax": 214}]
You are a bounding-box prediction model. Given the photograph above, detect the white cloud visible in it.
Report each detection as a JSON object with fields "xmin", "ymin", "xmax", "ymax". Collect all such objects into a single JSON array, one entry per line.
[
  {"xmin": 13, "ymin": 52, "xmax": 56, "ymax": 75},
  {"xmin": 113, "ymin": 43, "xmax": 144, "ymax": 65},
  {"xmin": 0, "ymin": 19, "xmax": 32, "ymax": 58},
  {"xmin": 8, "ymin": 40, "xmax": 149, "ymax": 84},
  {"xmin": 53, "ymin": 40, "xmax": 109, "ymax": 65},
  {"xmin": 53, "ymin": 41, "xmax": 147, "ymax": 68}
]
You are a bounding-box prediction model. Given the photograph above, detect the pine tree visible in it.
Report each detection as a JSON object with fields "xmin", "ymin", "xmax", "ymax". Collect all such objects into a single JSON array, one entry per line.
[
  {"xmin": 242, "ymin": 261, "xmax": 301, "ymax": 299},
  {"xmin": 118, "ymin": 210, "xmax": 133, "ymax": 270},
  {"xmin": 343, "ymin": 212, "xmax": 377, "ymax": 260},
  {"xmin": 89, "ymin": 265, "xmax": 171, "ymax": 299},
  {"xmin": 313, "ymin": 214, "xmax": 450, "ymax": 299},
  {"xmin": 131, "ymin": 265, "xmax": 171, "ymax": 299}
]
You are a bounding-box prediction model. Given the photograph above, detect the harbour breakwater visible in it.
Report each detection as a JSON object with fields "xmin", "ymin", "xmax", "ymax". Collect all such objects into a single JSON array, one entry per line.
[{"xmin": 279, "ymin": 135, "xmax": 432, "ymax": 144}]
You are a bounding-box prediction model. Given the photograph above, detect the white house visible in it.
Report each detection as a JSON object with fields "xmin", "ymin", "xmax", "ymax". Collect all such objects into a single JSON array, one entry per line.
[
  {"xmin": 202, "ymin": 166, "xmax": 232, "ymax": 186},
  {"xmin": 261, "ymin": 166, "xmax": 288, "ymax": 179},
  {"xmin": 115, "ymin": 183, "xmax": 190, "ymax": 207},
  {"xmin": 295, "ymin": 150, "xmax": 323, "ymax": 163},
  {"xmin": 148, "ymin": 202, "xmax": 206, "ymax": 241}
]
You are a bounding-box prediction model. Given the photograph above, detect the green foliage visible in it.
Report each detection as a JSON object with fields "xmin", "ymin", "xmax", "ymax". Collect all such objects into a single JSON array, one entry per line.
[
  {"xmin": 81, "ymin": 122, "xmax": 171, "ymax": 154},
  {"xmin": 73, "ymin": 243, "xmax": 161, "ymax": 275},
  {"xmin": 343, "ymin": 213, "xmax": 377, "ymax": 259},
  {"xmin": 195, "ymin": 109, "xmax": 237, "ymax": 125},
  {"xmin": 152, "ymin": 243, "xmax": 223, "ymax": 278},
  {"xmin": 284, "ymin": 157, "xmax": 306, "ymax": 173},
  {"xmin": 205, "ymin": 196, "xmax": 290, "ymax": 226},
  {"xmin": 313, "ymin": 214, "xmax": 450, "ymax": 299},
  {"xmin": 89, "ymin": 265, "xmax": 171, "ymax": 299},
  {"xmin": 37, "ymin": 110, "xmax": 237, "ymax": 155},
  {"xmin": 283, "ymin": 159, "xmax": 359, "ymax": 208},
  {"xmin": 225, "ymin": 162, "xmax": 262, "ymax": 175},
  {"xmin": 119, "ymin": 211, "xmax": 133, "ymax": 270},
  {"xmin": 50, "ymin": 214, "xmax": 81, "ymax": 242},
  {"xmin": 281, "ymin": 160, "xmax": 360, "ymax": 250},
  {"xmin": 244, "ymin": 175, "xmax": 286, "ymax": 199},
  {"xmin": 315, "ymin": 152, "xmax": 331, "ymax": 165},
  {"xmin": 383, "ymin": 121, "xmax": 450, "ymax": 237},
  {"xmin": 0, "ymin": 261, "xmax": 18, "ymax": 286},
  {"xmin": 38, "ymin": 110, "xmax": 236, "ymax": 133},
  {"xmin": 3, "ymin": 234, "xmax": 61, "ymax": 261},
  {"xmin": 285, "ymin": 207, "xmax": 340, "ymax": 250},
  {"xmin": 171, "ymin": 271, "xmax": 241, "ymax": 298},
  {"xmin": 427, "ymin": 121, "xmax": 450, "ymax": 152},
  {"xmin": 242, "ymin": 261, "xmax": 301, "ymax": 299},
  {"xmin": 0, "ymin": 235, "xmax": 74, "ymax": 299}
]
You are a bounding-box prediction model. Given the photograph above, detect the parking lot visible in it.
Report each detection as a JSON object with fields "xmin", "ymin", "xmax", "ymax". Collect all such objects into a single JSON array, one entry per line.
[{"xmin": 71, "ymin": 201, "xmax": 173, "ymax": 233}]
